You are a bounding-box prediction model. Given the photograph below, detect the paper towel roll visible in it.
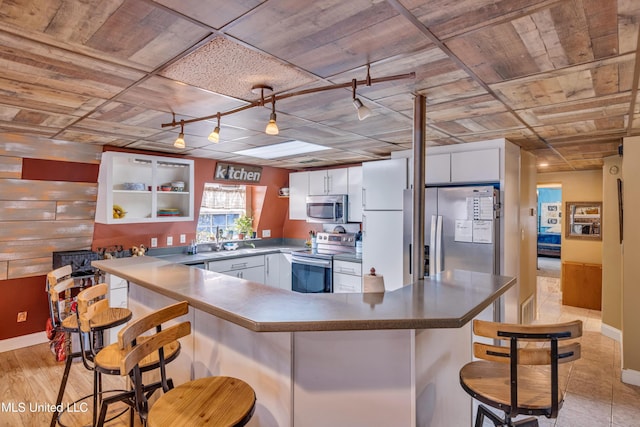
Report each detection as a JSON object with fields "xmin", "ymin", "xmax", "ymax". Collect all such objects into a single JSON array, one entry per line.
[{"xmin": 363, "ymin": 267, "xmax": 385, "ymax": 293}]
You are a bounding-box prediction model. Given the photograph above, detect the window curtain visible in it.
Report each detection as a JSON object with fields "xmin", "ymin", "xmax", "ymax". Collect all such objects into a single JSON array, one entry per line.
[{"xmin": 201, "ymin": 185, "xmax": 245, "ymax": 210}]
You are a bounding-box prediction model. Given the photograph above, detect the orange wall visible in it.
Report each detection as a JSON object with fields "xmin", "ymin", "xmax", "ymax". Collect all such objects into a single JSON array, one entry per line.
[
  {"xmin": 1, "ymin": 146, "xmax": 355, "ymax": 340},
  {"xmin": 92, "ymin": 147, "xmax": 314, "ymax": 250}
]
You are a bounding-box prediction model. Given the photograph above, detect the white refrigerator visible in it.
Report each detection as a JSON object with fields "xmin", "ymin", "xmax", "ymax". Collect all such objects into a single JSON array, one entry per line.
[{"xmin": 361, "ymin": 158, "xmax": 408, "ymax": 291}]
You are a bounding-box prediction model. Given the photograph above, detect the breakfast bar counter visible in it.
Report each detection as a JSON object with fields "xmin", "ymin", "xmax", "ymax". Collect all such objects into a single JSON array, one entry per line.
[
  {"xmin": 93, "ymin": 256, "xmax": 514, "ymax": 332},
  {"xmin": 92, "ymin": 256, "xmax": 516, "ymax": 427}
]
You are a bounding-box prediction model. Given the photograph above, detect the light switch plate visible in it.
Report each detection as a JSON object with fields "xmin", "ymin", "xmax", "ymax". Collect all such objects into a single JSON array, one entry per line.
[
  {"xmin": 180, "ymin": 234, "xmax": 186, "ymax": 243},
  {"xmin": 150, "ymin": 237, "xmax": 158, "ymax": 248},
  {"xmin": 167, "ymin": 236, "xmax": 173, "ymax": 246},
  {"xmin": 262, "ymin": 229, "xmax": 271, "ymax": 237}
]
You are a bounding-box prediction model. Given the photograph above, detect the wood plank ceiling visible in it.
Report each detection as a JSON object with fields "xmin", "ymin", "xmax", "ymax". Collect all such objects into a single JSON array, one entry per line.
[{"xmin": 0, "ymin": 0, "xmax": 639, "ymax": 172}]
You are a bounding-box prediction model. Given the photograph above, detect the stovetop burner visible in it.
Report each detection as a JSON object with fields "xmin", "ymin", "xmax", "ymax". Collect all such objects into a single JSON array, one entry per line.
[
  {"xmin": 292, "ymin": 249, "xmax": 334, "ymax": 260},
  {"xmin": 293, "ymin": 231, "xmax": 358, "ymax": 260}
]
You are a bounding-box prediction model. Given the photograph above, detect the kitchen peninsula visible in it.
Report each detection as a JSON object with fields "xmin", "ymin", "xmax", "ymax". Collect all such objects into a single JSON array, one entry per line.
[{"xmin": 93, "ymin": 256, "xmax": 515, "ymax": 427}]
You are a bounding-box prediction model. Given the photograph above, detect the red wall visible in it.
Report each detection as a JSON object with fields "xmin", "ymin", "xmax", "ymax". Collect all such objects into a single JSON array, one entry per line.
[
  {"xmin": 92, "ymin": 149, "xmax": 313, "ymax": 250},
  {"xmin": 1, "ymin": 147, "xmax": 342, "ymax": 340}
]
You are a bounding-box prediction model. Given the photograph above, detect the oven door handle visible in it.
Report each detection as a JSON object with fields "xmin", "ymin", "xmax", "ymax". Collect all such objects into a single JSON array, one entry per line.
[{"xmin": 291, "ymin": 257, "xmax": 332, "ymax": 268}]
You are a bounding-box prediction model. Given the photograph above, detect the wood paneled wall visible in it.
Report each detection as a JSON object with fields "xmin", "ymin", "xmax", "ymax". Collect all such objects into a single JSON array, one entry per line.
[
  {"xmin": 0, "ymin": 133, "xmax": 101, "ymax": 280},
  {"xmin": 0, "ymin": 134, "xmax": 100, "ymax": 340}
]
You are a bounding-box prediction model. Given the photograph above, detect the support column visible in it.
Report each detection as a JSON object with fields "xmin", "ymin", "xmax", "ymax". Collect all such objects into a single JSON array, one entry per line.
[{"xmin": 412, "ymin": 95, "xmax": 426, "ymax": 279}]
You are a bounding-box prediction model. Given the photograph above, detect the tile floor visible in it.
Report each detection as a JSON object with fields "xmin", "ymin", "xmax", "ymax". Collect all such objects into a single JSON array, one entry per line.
[{"xmin": 530, "ymin": 274, "xmax": 640, "ymax": 427}]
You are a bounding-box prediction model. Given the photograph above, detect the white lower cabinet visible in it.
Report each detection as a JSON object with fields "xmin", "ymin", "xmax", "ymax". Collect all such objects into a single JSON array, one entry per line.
[
  {"xmin": 333, "ymin": 260, "xmax": 362, "ymax": 293},
  {"xmin": 265, "ymin": 253, "xmax": 292, "ymax": 290},
  {"xmin": 207, "ymin": 255, "xmax": 265, "ymax": 283},
  {"xmin": 104, "ymin": 273, "xmax": 128, "ymax": 345}
]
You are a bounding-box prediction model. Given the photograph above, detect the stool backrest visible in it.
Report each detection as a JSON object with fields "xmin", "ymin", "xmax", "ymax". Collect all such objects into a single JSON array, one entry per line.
[
  {"xmin": 472, "ymin": 319, "xmax": 582, "ymax": 420},
  {"xmin": 47, "ymin": 265, "xmax": 74, "ymax": 328},
  {"xmin": 47, "ymin": 265, "xmax": 73, "ymax": 303},
  {"xmin": 121, "ymin": 321, "xmax": 191, "ymax": 376},
  {"xmin": 118, "ymin": 301, "xmax": 190, "ymax": 375},
  {"xmin": 115, "ymin": 301, "xmax": 190, "ymax": 423},
  {"xmin": 76, "ymin": 283, "xmax": 109, "ymax": 333},
  {"xmin": 473, "ymin": 319, "xmax": 582, "ymax": 365}
]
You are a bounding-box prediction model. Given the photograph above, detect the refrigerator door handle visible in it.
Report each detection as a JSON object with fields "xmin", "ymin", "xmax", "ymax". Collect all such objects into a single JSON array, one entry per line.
[
  {"xmin": 429, "ymin": 215, "xmax": 437, "ymax": 276},
  {"xmin": 434, "ymin": 215, "xmax": 443, "ymax": 275}
]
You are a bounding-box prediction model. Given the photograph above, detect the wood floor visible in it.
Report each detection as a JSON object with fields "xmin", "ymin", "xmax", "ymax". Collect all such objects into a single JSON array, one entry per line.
[{"xmin": 0, "ymin": 342, "xmax": 139, "ymax": 427}]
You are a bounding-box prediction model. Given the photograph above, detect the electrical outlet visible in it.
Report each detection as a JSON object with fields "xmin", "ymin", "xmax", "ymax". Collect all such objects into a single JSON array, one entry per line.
[
  {"xmin": 17, "ymin": 311, "xmax": 27, "ymax": 322},
  {"xmin": 167, "ymin": 236, "xmax": 173, "ymax": 246},
  {"xmin": 262, "ymin": 229, "xmax": 271, "ymax": 238},
  {"xmin": 180, "ymin": 234, "xmax": 186, "ymax": 244},
  {"xmin": 151, "ymin": 237, "xmax": 158, "ymax": 248}
]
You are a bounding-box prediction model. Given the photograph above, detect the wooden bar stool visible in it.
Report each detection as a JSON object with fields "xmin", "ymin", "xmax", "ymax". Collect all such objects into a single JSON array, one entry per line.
[
  {"xmin": 52, "ymin": 281, "xmax": 132, "ymax": 427},
  {"xmin": 459, "ymin": 319, "xmax": 582, "ymax": 427},
  {"xmin": 93, "ymin": 302, "xmax": 185, "ymax": 426},
  {"xmin": 46, "ymin": 265, "xmax": 88, "ymax": 427},
  {"xmin": 105, "ymin": 301, "xmax": 256, "ymax": 426},
  {"xmin": 74, "ymin": 284, "xmax": 133, "ymax": 426}
]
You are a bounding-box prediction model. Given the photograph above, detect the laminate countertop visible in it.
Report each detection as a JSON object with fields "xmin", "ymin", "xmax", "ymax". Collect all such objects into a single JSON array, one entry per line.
[{"xmin": 92, "ymin": 256, "xmax": 515, "ymax": 332}]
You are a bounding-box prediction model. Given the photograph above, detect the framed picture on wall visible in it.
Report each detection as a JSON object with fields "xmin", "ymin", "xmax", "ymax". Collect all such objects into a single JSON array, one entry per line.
[{"xmin": 541, "ymin": 202, "xmax": 562, "ymax": 228}]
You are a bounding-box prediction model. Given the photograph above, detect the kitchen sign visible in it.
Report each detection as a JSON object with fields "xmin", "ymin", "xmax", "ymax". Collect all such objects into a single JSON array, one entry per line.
[{"xmin": 215, "ymin": 162, "xmax": 262, "ymax": 183}]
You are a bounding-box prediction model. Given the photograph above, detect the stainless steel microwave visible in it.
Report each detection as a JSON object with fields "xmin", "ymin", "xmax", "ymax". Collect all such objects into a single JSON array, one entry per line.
[{"xmin": 306, "ymin": 195, "xmax": 348, "ymax": 223}]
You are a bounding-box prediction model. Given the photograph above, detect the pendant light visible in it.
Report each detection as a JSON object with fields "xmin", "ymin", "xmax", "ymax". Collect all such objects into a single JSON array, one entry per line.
[
  {"xmin": 265, "ymin": 96, "xmax": 279, "ymax": 135},
  {"xmin": 208, "ymin": 113, "xmax": 221, "ymax": 143},
  {"xmin": 174, "ymin": 120, "xmax": 185, "ymax": 148},
  {"xmin": 352, "ymin": 78, "xmax": 371, "ymax": 121}
]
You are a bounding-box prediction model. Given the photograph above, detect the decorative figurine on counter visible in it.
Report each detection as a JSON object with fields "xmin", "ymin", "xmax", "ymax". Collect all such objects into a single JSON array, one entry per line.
[{"xmin": 131, "ymin": 244, "xmax": 146, "ymax": 256}]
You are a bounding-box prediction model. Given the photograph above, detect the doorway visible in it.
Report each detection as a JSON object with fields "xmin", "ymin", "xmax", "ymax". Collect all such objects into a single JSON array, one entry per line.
[{"xmin": 536, "ymin": 184, "xmax": 562, "ymax": 278}]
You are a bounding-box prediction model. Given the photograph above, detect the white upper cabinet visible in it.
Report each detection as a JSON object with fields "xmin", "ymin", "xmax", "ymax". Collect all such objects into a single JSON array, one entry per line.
[
  {"xmin": 290, "ymin": 167, "xmax": 360, "ymax": 221},
  {"xmin": 96, "ymin": 151, "xmax": 194, "ymax": 224},
  {"xmin": 426, "ymin": 153, "xmax": 451, "ymax": 185},
  {"xmin": 309, "ymin": 169, "xmax": 349, "ymax": 195},
  {"xmin": 362, "ymin": 158, "xmax": 407, "ymax": 210},
  {"xmin": 289, "ymin": 171, "xmax": 309, "ymax": 220},
  {"xmin": 424, "ymin": 148, "xmax": 500, "ymax": 185},
  {"xmin": 347, "ymin": 166, "xmax": 363, "ymax": 222},
  {"xmin": 450, "ymin": 149, "xmax": 500, "ymax": 183}
]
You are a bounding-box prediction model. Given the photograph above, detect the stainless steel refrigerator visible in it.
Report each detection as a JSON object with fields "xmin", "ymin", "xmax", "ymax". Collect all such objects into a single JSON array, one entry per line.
[{"xmin": 403, "ymin": 185, "xmax": 500, "ymax": 282}]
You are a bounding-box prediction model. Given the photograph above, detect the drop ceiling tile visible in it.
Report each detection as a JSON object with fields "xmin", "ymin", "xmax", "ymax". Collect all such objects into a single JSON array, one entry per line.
[
  {"xmin": 54, "ymin": 129, "xmax": 138, "ymax": 147},
  {"xmin": 117, "ymin": 75, "xmax": 248, "ymax": 119},
  {"xmin": 226, "ymin": 0, "xmax": 431, "ymax": 77},
  {"xmin": 153, "ymin": 0, "xmax": 265, "ymax": 30},
  {"xmin": 161, "ymin": 37, "xmax": 317, "ymax": 100}
]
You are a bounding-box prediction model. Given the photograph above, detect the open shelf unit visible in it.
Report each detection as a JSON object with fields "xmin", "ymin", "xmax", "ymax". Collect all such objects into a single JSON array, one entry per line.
[{"xmin": 96, "ymin": 151, "xmax": 194, "ymax": 224}]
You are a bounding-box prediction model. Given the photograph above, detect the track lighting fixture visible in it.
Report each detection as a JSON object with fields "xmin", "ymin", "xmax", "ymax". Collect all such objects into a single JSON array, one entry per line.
[
  {"xmin": 265, "ymin": 96, "xmax": 279, "ymax": 135},
  {"xmin": 174, "ymin": 120, "xmax": 185, "ymax": 148},
  {"xmin": 161, "ymin": 70, "xmax": 415, "ymax": 141},
  {"xmin": 352, "ymin": 78, "xmax": 371, "ymax": 121},
  {"xmin": 208, "ymin": 112, "xmax": 221, "ymax": 143}
]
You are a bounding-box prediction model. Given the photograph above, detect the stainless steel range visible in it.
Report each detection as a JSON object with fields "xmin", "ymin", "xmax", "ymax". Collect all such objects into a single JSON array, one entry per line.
[{"xmin": 291, "ymin": 232, "xmax": 357, "ymax": 293}]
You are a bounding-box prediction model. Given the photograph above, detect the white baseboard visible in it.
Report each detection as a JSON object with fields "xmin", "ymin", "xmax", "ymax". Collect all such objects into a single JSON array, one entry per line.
[
  {"xmin": 601, "ymin": 323, "xmax": 622, "ymax": 342},
  {"xmin": 622, "ymin": 369, "xmax": 640, "ymax": 387},
  {"xmin": 0, "ymin": 331, "xmax": 48, "ymax": 354}
]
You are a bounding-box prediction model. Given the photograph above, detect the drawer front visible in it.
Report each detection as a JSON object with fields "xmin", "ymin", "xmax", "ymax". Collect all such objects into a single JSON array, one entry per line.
[
  {"xmin": 333, "ymin": 260, "xmax": 362, "ymax": 276},
  {"xmin": 333, "ymin": 272, "xmax": 362, "ymax": 293},
  {"xmin": 208, "ymin": 255, "xmax": 264, "ymax": 272}
]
